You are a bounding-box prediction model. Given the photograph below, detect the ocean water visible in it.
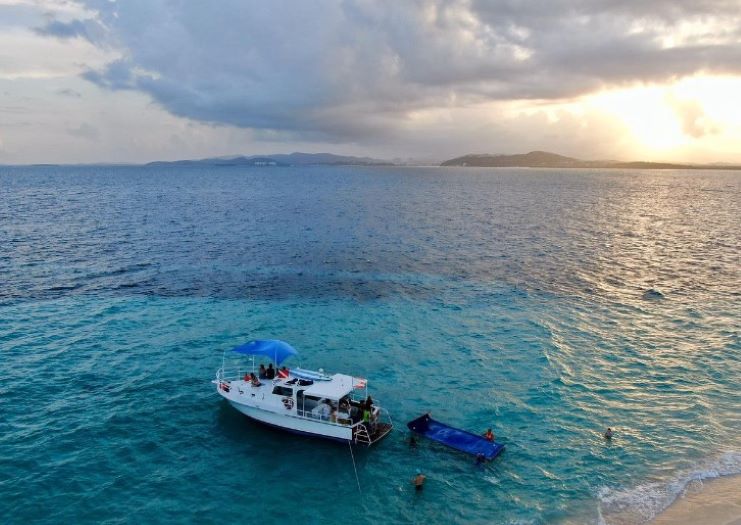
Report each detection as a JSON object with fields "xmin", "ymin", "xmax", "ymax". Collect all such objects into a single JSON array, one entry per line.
[{"xmin": 0, "ymin": 165, "xmax": 739, "ymax": 524}]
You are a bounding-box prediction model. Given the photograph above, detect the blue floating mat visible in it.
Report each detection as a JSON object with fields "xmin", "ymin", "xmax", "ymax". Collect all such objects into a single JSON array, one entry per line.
[{"xmin": 407, "ymin": 414, "xmax": 505, "ymax": 460}]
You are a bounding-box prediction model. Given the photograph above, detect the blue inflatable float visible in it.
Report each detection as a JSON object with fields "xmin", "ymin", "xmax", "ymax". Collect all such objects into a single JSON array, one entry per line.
[{"xmin": 407, "ymin": 414, "xmax": 505, "ymax": 461}]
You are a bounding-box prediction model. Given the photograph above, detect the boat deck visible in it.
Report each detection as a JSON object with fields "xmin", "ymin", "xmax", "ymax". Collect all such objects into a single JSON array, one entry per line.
[{"xmin": 355, "ymin": 422, "xmax": 393, "ymax": 445}]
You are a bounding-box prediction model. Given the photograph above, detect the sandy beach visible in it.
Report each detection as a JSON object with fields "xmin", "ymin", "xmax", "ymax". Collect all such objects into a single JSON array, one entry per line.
[{"xmin": 651, "ymin": 475, "xmax": 741, "ymax": 525}]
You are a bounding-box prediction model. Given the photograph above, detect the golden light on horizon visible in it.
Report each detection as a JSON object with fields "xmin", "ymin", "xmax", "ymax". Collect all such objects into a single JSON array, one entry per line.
[{"xmin": 584, "ymin": 75, "xmax": 741, "ymax": 161}]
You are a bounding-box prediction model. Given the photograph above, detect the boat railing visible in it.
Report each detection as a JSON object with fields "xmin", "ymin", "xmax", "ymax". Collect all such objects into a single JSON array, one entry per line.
[
  {"xmin": 216, "ymin": 366, "xmax": 249, "ymax": 383},
  {"xmin": 295, "ymin": 408, "xmax": 362, "ymax": 427}
]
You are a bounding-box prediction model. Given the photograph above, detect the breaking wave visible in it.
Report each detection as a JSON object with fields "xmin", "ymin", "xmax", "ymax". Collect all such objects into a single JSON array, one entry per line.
[{"xmin": 597, "ymin": 451, "xmax": 741, "ymax": 525}]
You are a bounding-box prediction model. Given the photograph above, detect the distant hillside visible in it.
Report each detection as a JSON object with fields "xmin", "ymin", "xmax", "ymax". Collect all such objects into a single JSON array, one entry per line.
[
  {"xmin": 269, "ymin": 152, "xmax": 391, "ymax": 166},
  {"xmin": 442, "ymin": 151, "xmax": 583, "ymax": 168},
  {"xmin": 148, "ymin": 152, "xmax": 392, "ymax": 167},
  {"xmin": 441, "ymin": 151, "xmax": 741, "ymax": 170}
]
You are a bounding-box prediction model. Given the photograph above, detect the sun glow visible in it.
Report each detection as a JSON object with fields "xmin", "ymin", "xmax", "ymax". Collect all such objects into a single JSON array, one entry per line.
[{"xmin": 584, "ymin": 76, "xmax": 741, "ymax": 160}]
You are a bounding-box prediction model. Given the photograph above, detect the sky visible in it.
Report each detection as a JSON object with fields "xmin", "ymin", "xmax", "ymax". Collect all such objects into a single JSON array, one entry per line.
[{"xmin": 1, "ymin": 0, "xmax": 741, "ymax": 164}]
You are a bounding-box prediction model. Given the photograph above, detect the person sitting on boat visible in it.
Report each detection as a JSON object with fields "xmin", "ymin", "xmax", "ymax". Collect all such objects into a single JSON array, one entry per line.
[
  {"xmin": 318, "ymin": 400, "xmax": 331, "ymax": 419},
  {"xmin": 277, "ymin": 366, "xmax": 289, "ymax": 379},
  {"xmin": 266, "ymin": 363, "xmax": 276, "ymax": 380},
  {"xmin": 484, "ymin": 428, "xmax": 495, "ymax": 441},
  {"xmin": 250, "ymin": 373, "xmax": 262, "ymax": 387},
  {"xmin": 258, "ymin": 364, "xmax": 267, "ymax": 379}
]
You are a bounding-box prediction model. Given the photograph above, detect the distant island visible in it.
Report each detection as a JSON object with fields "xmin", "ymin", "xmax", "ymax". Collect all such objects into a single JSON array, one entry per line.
[
  {"xmin": 440, "ymin": 151, "xmax": 741, "ymax": 170},
  {"xmin": 8, "ymin": 150, "xmax": 739, "ymax": 169},
  {"xmin": 147, "ymin": 152, "xmax": 392, "ymax": 168}
]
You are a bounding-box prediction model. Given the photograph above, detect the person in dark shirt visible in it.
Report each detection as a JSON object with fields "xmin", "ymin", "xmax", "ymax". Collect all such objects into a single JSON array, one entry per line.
[{"xmin": 266, "ymin": 363, "xmax": 275, "ymax": 379}]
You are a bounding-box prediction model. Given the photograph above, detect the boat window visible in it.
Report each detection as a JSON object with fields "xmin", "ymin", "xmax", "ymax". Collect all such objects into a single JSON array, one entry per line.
[{"xmin": 272, "ymin": 386, "xmax": 293, "ymax": 397}]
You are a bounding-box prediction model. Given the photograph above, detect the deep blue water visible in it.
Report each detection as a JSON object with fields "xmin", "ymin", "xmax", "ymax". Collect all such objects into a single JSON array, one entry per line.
[{"xmin": 1, "ymin": 165, "xmax": 739, "ymax": 524}]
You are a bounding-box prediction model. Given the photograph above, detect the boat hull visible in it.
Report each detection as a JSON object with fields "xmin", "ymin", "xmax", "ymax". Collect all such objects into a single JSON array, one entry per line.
[{"xmin": 228, "ymin": 399, "xmax": 354, "ymax": 442}]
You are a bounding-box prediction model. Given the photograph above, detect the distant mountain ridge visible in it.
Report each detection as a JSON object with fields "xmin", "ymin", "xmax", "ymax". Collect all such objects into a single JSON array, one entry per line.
[
  {"xmin": 441, "ymin": 151, "xmax": 741, "ymax": 170},
  {"xmin": 147, "ymin": 152, "xmax": 392, "ymax": 167}
]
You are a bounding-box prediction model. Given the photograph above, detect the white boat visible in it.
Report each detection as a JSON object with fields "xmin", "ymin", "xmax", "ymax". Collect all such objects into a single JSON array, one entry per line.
[{"xmin": 213, "ymin": 339, "xmax": 393, "ymax": 445}]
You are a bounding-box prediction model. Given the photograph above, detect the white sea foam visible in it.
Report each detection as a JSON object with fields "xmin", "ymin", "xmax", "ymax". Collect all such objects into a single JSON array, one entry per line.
[{"xmin": 596, "ymin": 451, "xmax": 741, "ymax": 525}]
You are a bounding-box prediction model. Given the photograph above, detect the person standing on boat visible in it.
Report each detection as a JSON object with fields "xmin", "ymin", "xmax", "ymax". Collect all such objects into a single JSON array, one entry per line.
[
  {"xmin": 259, "ymin": 364, "xmax": 267, "ymax": 379},
  {"xmin": 266, "ymin": 363, "xmax": 275, "ymax": 379}
]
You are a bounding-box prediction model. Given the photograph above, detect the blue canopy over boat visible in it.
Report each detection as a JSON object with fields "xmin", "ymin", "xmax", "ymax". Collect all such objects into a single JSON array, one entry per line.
[
  {"xmin": 407, "ymin": 414, "xmax": 505, "ymax": 461},
  {"xmin": 231, "ymin": 339, "xmax": 298, "ymax": 365}
]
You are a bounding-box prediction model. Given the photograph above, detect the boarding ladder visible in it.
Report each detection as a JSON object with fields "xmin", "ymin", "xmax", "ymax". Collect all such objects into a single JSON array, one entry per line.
[{"xmin": 353, "ymin": 424, "xmax": 372, "ymax": 445}]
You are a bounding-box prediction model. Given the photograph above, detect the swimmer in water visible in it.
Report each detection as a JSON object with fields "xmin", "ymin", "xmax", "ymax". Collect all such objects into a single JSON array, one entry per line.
[
  {"xmin": 604, "ymin": 427, "xmax": 613, "ymax": 439},
  {"xmin": 412, "ymin": 469, "xmax": 426, "ymax": 490},
  {"xmin": 409, "ymin": 435, "xmax": 417, "ymax": 448},
  {"xmin": 476, "ymin": 453, "xmax": 486, "ymax": 466}
]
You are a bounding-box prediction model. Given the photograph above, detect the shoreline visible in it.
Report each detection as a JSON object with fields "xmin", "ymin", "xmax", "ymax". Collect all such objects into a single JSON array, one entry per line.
[{"xmin": 651, "ymin": 475, "xmax": 741, "ymax": 525}]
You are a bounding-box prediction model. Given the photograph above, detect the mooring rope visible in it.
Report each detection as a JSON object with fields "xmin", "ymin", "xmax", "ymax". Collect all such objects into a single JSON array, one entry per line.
[{"xmin": 348, "ymin": 440, "xmax": 362, "ymax": 494}]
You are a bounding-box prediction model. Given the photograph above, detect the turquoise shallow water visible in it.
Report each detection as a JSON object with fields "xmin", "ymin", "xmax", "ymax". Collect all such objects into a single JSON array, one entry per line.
[{"xmin": 1, "ymin": 166, "xmax": 739, "ymax": 524}]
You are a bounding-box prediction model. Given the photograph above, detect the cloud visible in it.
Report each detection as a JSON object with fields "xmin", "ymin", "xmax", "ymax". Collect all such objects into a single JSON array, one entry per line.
[
  {"xmin": 35, "ymin": 19, "xmax": 89, "ymax": 39},
  {"xmin": 67, "ymin": 122, "xmax": 98, "ymax": 140},
  {"xmin": 82, "ymin": 59, "xmax": 139, "ymax": 90},
  {"xmin": 18, "ymin": 0, "xmax": 741, "ymax": 154},
  {"xmin": 56, "ymin": 88, "xmax": 82, "ymax": 97},
  {"xmin": 668, "ymin": 96, "xmax": 719, "ymax": 138},
  {"xmin": 68, "ymin": 0, "xmax": 741, "ymax": 144}
]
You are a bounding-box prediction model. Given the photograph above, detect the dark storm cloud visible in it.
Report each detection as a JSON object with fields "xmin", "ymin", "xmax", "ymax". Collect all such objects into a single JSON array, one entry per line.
[
  {"xmin": 82, "ymin": 59, "xmax": 138, "ymax": 91},
  {"xmin": 34, "ymin": 18, "xmax": 104, "ymax": 43},
  {"xmin": 72, "ymin": 0, "xmax": 741, "ymax": 142}
]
